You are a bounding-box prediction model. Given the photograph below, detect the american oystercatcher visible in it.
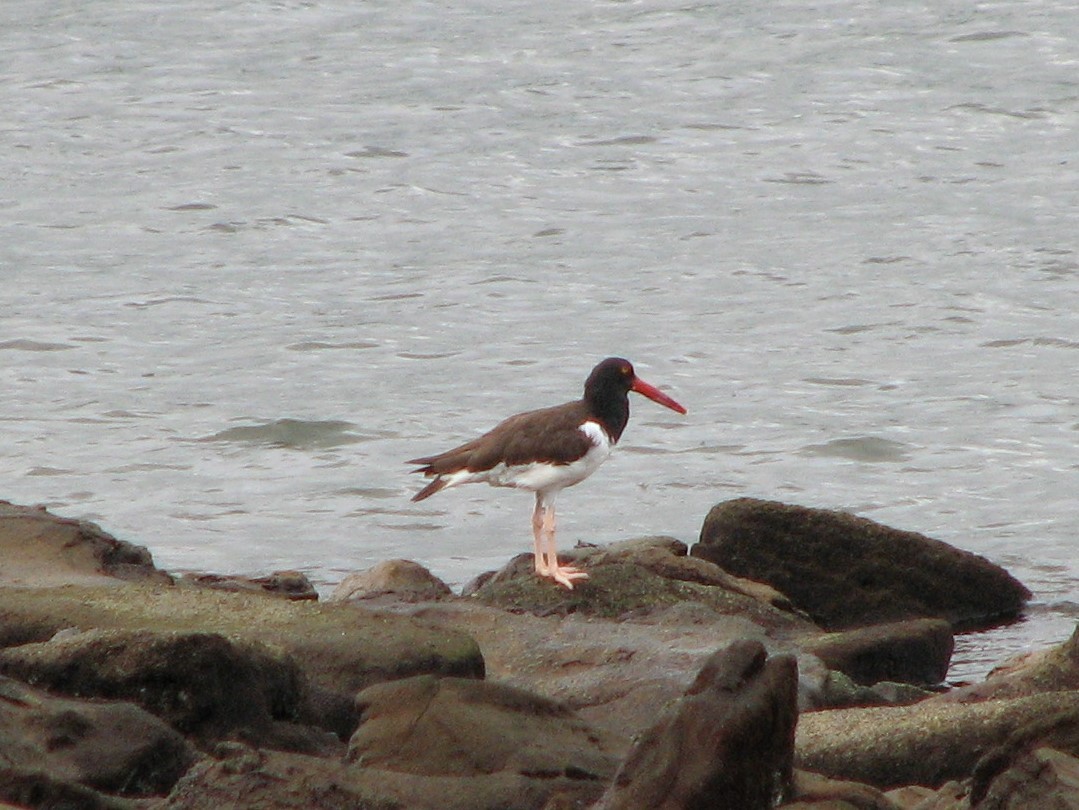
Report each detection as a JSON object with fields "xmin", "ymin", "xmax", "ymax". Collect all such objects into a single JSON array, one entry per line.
[{"xmin": 408, "ymin": 358, "xmax": 686, "ymax": 589}]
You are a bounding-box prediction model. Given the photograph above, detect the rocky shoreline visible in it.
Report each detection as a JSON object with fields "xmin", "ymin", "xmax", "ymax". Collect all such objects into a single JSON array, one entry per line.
[{"xmin": 2, "ymin": 496, "xmax": 1076, "ymax": 809}]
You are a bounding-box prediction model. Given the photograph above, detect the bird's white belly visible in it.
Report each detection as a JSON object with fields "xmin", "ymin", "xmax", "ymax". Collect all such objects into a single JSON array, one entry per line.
[{"xmin": 484, "ymin": 421, "xmax": 612, "ymax": 493}]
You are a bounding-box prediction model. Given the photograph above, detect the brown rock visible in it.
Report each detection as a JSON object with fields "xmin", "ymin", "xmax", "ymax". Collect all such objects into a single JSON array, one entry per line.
[
  {"xmin": 330, "ymin": 559, "xmax": 453, "ymax": 602},
  {"xmin": 935, "ymin": 622, "xmax": 1079, "ymax": 704},
  {"xmin": 973, "ymin": 747, "xmax": 1079, "ymax": 810},
  {"xmin": 803, "ymin": 619, "xmax": 954, "ymax": 686},
  {"xmin": 692, "ymin": 498, "xmax": 1029, "ymax": 630},
  {"xmin": 181, "ymin": 569, "xmax": 318, "ymax": 600},
  {"xmin": 0, "ymin": 673, "xmax": 195, "ymax": 798},
  {"xmin": 468, "ymin": 537, "xmax": 810, "ymax": 635},
  {"xmin": 0, "ymin": 500, "xmax": 172, "ymax": 588},
  {"xmin": 782, "ymin": 770, "xmax": 901, "ymax": 809},
  {"xmin": 598, "ymin": 640, "xmax": 799, "ymax": 810},
  {"xmin": 797, "ymin": 692, "xmax": 1079, "ymax": 790}
]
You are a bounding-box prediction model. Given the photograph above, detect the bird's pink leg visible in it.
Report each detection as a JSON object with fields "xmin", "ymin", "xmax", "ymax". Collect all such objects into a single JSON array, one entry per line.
[
  {"xmin": 538, "ymin": 501, "xmax": 588, "ymax": 590},
  {"xmin": 531, "ymin": 499, "xmax": 551, "ymax": 576}
]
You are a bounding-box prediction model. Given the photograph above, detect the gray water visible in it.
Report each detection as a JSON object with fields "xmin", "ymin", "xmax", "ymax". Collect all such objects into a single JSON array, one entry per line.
[{"xmin": 2, "ymin": 0, "xmax": 1077, "ymax": 680}]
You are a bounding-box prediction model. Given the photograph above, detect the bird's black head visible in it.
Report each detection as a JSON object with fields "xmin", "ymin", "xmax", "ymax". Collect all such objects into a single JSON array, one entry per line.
[{"xmin": 584, "ymin": 357, "xmax": 636, "ymax": 399}]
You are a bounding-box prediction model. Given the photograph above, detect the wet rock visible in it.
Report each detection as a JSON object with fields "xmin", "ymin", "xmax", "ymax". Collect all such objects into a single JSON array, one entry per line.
[
  {"xmin": 0, "ymin": 499, "xmax": 172, "ymax": 588},
  {"xmin": 803, "ymin": 618, "xmax": 954, "ymax": 686},
  {"xmin": 0, "ymin": 628, "xmax": 337, "ymax": 753},
  {"xmin": 330, "ymin": 559, "xmax": 453, "ymax": 602},
  {"xmin": 0, "ymin": 673, "xmax": 195, "ymax": 798},
  {"xmin": 693, "ymin": 498, "xmax": 1029, "ymax": 630},
  {"xmin": 796, "ymin": 691, "xmax": 1079, "ymax": 790},
  {"xmin": 349, "ymin": 674, "xmax": 618, "ymax": 809},
  {"xmin": 182, "ymin": 569, "xmax": 318, "ymax": 600},
  {"xmin": 597, "ymin": 640, "xmax": 799, "ymax": 810},
  {"xmin": 973, "ymin": 747, "xmax": 1079, "ymax": 810}
]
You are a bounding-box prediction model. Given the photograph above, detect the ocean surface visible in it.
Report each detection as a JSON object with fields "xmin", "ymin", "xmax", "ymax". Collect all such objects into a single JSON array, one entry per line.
[{"xmin": 2, "ymin": 0, "xmax": 1076, "ymax": 680}]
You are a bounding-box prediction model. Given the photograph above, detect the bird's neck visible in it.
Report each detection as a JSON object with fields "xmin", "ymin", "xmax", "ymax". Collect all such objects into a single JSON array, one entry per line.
[{"xmin": 588, "ymin": 395, "xmax": 630, "ymax": 444}]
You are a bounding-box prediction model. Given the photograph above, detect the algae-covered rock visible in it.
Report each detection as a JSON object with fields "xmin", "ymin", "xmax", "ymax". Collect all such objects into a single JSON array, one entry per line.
[
  {"xmin": 0, "ymin": 673, "xmax": 195, "ymax": 797},
  {"xmin": 0, "ymin": 584, "xmax": 484, "ymax": 698}
]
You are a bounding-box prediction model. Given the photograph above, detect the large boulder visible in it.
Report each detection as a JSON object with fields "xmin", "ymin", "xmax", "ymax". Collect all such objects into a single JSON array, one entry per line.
[
  {"xmin": 598, "ymin": 640, "xmax": 799, "ymax": 810},
  {"xmin": 692, "ymin": 499, "xmax": 1029, "ymax": 630},
  {"xmin": 0, "ymin": 673, "xmax": 195, "ymax": 798}
]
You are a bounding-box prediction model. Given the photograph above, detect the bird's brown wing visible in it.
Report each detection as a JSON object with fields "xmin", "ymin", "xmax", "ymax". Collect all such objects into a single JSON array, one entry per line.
[{"xmin": 408, "ymin": 400, "xmax": 593, "ymax": 475}]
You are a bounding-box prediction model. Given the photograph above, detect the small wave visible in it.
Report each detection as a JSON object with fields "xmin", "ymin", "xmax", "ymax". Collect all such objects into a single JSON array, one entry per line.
[{"xmin": 199, "ymin": 418, "xmax": 379, "ymax": 449}]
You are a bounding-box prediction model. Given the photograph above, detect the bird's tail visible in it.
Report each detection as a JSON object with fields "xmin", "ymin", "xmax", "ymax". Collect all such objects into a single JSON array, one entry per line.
[{"xmin": 411, "ymin": 476, "xmax": 448, "ymax": 502}]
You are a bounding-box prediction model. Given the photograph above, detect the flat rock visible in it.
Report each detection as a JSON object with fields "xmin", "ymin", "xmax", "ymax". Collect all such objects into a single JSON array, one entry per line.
[
  {"xmin": 692, "ymin": 498, "xmax": 1029, "ymax": 630},
  {"xmin": 0, "ymin": 500, "xmax": 171, "ymax": 588},
  {"xmin": 0, "ymin": 584, "xmax": 483, "ymax": 727},
  {"xmin": 0, "ymin": 673, "xmax": 195, "ymax": 798},
  {"xmin": 598, "ymin": 640, "xmax": 799, "ymax": 810},
  {"xmin": 180, "ymin": 570, "xmax": 318, "ymax": 601}
]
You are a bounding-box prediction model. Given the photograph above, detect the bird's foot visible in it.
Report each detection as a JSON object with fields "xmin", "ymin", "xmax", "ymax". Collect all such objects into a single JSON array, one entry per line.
[{"xmin": 544, "ymin": 564, "xmax": 589, "ymax": 590}]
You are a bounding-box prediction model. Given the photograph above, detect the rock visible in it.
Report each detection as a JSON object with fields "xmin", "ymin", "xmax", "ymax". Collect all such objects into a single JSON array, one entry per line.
[
  {"xmin": 372, "ymin": 539, "xmax": 818, "ymax": 745},
  {"xmin": 692, "ymin": 498, "xmax": 1029, "ymax": 630},
  {"xmin": 181, "ymin": 569, "xmax": 318, "ymax": 600},
  {"xmin": 469, "ymin": 537, "xmax": 810, "ymax": 635},
  {"xmin": 597, "ymin": 640, "xmax": 799, "ymax": 810},
  {"xmin": 934, "ymin": 622, "xmax": 1079, "ymax": 704},
  {"xmin": 0, "ymin": 628, "xmax": 337, "ymax": 752},
  {"xmin": 330, "ymin": 559, "xmax": 453, "ymax": 602},
  {"xmin": 0, "ymin": 583, "xmax": 484, "ymax": 737},
  {"xmin": 973, "ymin": 747, "xmax": 1079, "ymax": 810},
  {"xmin": 161, "ymin": 748, "xmax": 400, "ymax": 810},
  {"xmin": 0, "ymin": 673, "xmax": 195, "ymax": 798},
  {"xmin": 800, "ymin": 663, "xmax": 935, "ymax": 711},
  {"xmin": 349, "ymin": 674, "xmax": 619, "ymax": 808},
  {"xmin": 781, "ymin": 770, "xmax": 902, "ymax": 809},
  {"xmin": 802, "ymin": 619, "xmax": 954, "ymax": 686},
  {"xmin": 796, "ymin": 692, "xmax": 1079, "ymax": 790},
  {"xmin": 0, "ymin": 770, "xmax": 135, "ymax": 810},
  {"xmin": 0, "ymin": 500, "xmax": 172, "ymax": 588}
]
